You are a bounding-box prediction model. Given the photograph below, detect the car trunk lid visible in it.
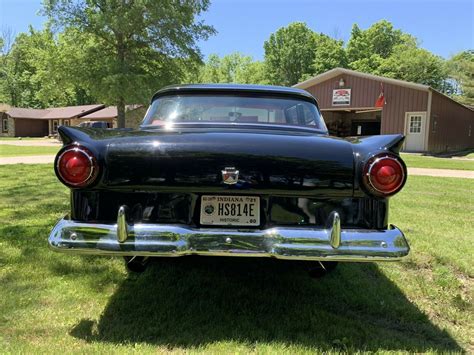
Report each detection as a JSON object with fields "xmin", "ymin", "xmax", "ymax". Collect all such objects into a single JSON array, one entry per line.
[{"xmin": 102, "ymin": 128, "xmax": 354, "ymax": 197}]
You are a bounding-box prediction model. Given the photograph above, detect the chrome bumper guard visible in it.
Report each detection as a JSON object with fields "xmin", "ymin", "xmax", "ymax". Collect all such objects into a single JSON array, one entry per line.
[{"xmin": 48, "ymin": 209, "xmax": 409, "ymax": 262}]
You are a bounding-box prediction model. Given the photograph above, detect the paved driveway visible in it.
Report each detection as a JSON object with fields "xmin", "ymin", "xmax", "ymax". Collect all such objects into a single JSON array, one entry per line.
[
  {"xmin": 0, "ymin": 140, "xmax": 60, "ymax": 147},
  {"xmin": 0, "ymin": 155, "xmax": 57, "ymax": 165},
  {"xmin": 408, "ymin": 167, "xmax": 474, "ymax": 179}
]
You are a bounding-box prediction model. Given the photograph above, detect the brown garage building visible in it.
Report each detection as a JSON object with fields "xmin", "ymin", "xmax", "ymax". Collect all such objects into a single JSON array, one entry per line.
[{"xmin": 295, "ymin": 68, "xmax": 474, "ymax": 153}]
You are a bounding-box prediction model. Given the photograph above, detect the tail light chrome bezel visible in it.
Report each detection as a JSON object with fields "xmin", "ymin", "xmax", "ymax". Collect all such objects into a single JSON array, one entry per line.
[
  {"xmin": 55, "ymin": 145, "xmax": 99, "ymax": 188},
  {"xmin": 363, "ymin": 153, "xmax": 407, "ymax": 197}
]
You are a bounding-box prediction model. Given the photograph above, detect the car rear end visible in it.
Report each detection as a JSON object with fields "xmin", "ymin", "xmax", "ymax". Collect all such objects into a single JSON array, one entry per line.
[{"xmin": 48, "ymin": 85, "xmax": 409, "ymax": 265}]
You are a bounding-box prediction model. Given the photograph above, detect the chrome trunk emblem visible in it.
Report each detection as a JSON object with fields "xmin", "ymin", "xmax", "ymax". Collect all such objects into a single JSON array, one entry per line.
[{"xmin": 221, "ymin": 167, "xmax": 239, "ymax": 185}]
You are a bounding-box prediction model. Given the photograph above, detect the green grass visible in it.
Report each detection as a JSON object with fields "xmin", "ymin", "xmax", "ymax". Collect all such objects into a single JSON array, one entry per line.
[
  {"xmin": 0, "ymin": 165, "xmax": 472, "ymax": 353},
  {"xmin": 0, "ymin": 144, "xmax": 59, "ymax": 157},
  {"xmin": 401, "ymin": 153, "xmax": 474, "ymax": 171}
]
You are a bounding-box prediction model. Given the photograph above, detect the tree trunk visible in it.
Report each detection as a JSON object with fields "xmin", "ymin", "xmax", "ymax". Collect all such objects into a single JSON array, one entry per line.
[
  {"xmin": 117, "ymin": 96, "xmax": 126, "ymax": 128},
  {"xmin": 116, "ymin": 33, "xmax": 126, "ymax": 128}
]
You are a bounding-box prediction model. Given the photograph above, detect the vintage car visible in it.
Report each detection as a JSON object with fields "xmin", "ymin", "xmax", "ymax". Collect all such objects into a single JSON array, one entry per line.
[{"xmin": 49, "ymin": 84, "xmax": 409, "ymax": 276}]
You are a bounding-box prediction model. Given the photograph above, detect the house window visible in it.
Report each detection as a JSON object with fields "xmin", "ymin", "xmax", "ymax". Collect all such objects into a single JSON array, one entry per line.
[
  {"xmin": 52, "ymin": 120, "xmax": 59, "ymax": 133},
  {"xmin": 409, "ymin": 115, "xmax": 422, "ymax": 134},
  {"xmin": 63, "ymin": 120, "xmax": 70, "ymax": 126},
  {"xmin": 2, "ymin": 118, "xmax": 7, "ymax": 133}
]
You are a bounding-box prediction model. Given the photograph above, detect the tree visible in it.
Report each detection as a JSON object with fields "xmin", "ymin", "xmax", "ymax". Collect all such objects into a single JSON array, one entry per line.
[
  {"xmin": 447, "ymin": 50, "xmax": 474, "ymax": 105},
  {"xmin": 190, "ymin": 53, "xmax": 268, "ymax": 84},
  {"xmin": 0, "ymin": 28, "xmax": 45, "ymax": 107},
  {"xmin": 235, "ymin": 61, "xmax": 267, "ymax": 84},
  {"xmin": 377, "ymin": 44, "xmax": 447, "ymax": 90},
  {"xmin": 263, "ymin": 22, "xmax": 318, "ymax": 86},
  {"xmin": 0, "ymin": 27, "xmax": 95, "ymax": 107},
  {"xmin": 345, "ymin": 20, "xmax": 448, "ymax": 90},
  {"xmin": 43, "ymin": 0, "xmax": 215, "ymax": 127},
  {"xmin": 347, "ymin": 20, "xmax": 415, "ymax": 73},
  {"xmin": 312, "ymin": 34, "xmax": 347, "ymax": 75}
]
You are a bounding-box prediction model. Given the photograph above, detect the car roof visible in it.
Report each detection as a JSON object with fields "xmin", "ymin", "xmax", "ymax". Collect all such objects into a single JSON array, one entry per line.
[{"xmin": 151, "ymin": 84, "xmax": 317, "ymax": 104}]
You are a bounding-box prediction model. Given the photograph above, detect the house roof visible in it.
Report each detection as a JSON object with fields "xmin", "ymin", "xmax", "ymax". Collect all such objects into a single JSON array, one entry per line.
[
  {"xmin": 81, "ymin": 106, "xmax": 118, "ymax": 119},
  {"xmin": 6, "ymin": 104, "xmax": 105, "ymax": 120},
  {"xmin": 81, "ymin": 105, "xmax": 143, "ymax": 119},
  {"xmin": 294, "ymin": 67, "xmax": 430, "ymax": 91},
  {"xmin": 5, "ymin": 107, "xmax": 47, "ymax": 119}
]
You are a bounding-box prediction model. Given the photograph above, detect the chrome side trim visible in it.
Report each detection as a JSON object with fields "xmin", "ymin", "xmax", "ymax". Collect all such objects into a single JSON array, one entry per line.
[{"xmin": 48, "ymin": 218, "xmax": 410, "ymax": 262}]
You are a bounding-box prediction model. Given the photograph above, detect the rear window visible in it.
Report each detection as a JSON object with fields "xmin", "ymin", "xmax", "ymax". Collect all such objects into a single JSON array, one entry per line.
[{"xmin": 142, "ymin": 95, "xmax": 327, "ymax": 131}]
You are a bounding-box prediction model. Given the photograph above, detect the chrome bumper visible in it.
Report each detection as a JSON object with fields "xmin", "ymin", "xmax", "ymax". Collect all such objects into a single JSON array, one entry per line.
[{"xmin": 49, "ymin": 212, "xmax": 409, "ymax": 262}]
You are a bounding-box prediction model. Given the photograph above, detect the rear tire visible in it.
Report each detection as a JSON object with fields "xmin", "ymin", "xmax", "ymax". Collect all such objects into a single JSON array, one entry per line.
[
  {"xmin": 306, "ymin": 261, "xmax": 338, "ymax": 278},
  {"xmin": 124, "ymin": 256, "xmax": 150, "ymax": 273}
]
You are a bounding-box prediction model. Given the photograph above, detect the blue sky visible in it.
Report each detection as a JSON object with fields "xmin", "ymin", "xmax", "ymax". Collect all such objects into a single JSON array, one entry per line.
[{"xmin": 1, "ymin": 0, "xmax": 473, "ymax": 60}]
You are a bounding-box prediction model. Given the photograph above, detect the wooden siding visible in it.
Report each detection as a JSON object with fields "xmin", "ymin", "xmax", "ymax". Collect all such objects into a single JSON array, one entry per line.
[
  {"xmin": 305, "ymin": 73, "xmax": 428, "ymax": 135},
  {"xmin": 428, "ymin": 91, "xmax": 474, "ymax": 152}
]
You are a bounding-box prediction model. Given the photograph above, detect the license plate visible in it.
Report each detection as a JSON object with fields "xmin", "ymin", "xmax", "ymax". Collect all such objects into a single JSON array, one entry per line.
[{"xmin": 200, "ymin": 195, "xmax": 260, "ymax": 226}]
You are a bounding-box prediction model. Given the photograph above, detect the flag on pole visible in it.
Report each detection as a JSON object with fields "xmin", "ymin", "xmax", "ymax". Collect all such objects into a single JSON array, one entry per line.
[{"xmin": 375, "ymin": 83, "xmax": 385, "ymax": 108}]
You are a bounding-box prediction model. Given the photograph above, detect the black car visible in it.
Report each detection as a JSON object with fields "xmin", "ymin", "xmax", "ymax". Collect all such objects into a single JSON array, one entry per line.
[{"xmin": 49, "ymin": 84, "xmax": 409, "ymax": 274}]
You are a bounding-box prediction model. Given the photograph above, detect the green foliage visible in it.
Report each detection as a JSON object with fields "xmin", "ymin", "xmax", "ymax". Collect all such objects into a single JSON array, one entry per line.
[
  {"xmin": 0, "ymin": 16, "xmax": 467, "ymax": 113},
  {"xmin": 0, "ymin": 28, "xmax": 44, "ymax": 107},
  {"xmin": 262, "ymin": 19, "xmax": 449, "ymax": 90},
  {"xmin": 447, "ymin": 50, "xmax": 474, "ymax": 105},
  {"xmin": 42, "ymin": 0, "xmax": 215, "ymax": 127},
  {"xmin": 189, "ymin": 53, "xmax": 268, "ymax": 84},
  {"xmin": 0, "ymin": 27, "xmax": 95, "ymax": 107},
  {"xmin": 345, "ymin": 20, "xmax": 449, "ymax": 92},
  {"xmin": 0, "ymin": 144, "xmax": 60, "ymax": 157},
  {"xmin": 264, "ymin": 22, "xmax": 318, "ymax": 86},
  {"xmin": 312, "ymin": 34, "xmax": 347, "ymax": 75},
  {"xmin": 400, "ymin": 153, "xmax": 474, "ymax": 171},
  {"xmin": 347, "ymin": 20, "xmax": 414, "ymax": 66},
  {"xmin": 376, "ymin": 44, "xmax": 448, "ymax": 90}
]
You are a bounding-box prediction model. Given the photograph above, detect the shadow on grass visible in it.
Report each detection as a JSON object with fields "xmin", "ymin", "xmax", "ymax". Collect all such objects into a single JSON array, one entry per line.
[
  {"xmin": 70, "ymin": 257, "xmax": 461, "ymax": 352},
  {"xmin": 428, "ymin": 148, "xmax": 474, "ymax": 158}
]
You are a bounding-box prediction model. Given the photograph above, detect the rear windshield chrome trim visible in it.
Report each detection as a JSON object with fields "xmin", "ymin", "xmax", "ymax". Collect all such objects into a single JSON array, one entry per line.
[{"xmin": 139, "ymin": 122, "xmax": 329, "ymax": 135}]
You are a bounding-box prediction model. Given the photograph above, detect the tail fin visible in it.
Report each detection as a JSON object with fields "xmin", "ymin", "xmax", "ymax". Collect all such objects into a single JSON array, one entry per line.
[
  {"xmin": 346, "ymin": 134, "xmax": 405, "ymax": 155},
  {"xmin": 58, "ymin": 126, "xmax": 96, "ymax": 145}
]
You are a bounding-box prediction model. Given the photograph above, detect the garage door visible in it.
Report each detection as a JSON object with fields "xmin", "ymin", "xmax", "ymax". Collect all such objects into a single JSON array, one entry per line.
[{"xmin": 15, "ymin": 119, "xmax": 49, "ymax": 137}]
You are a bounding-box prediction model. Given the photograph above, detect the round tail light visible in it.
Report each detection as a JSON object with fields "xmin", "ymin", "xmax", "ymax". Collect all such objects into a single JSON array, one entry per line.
[
  {"xmin": 363, "ymin": 154, "xmax": 406, "ymax": 196},
  {"xmin": 56, "ymin": 146, "xmax": 99, "ymax": 187}
]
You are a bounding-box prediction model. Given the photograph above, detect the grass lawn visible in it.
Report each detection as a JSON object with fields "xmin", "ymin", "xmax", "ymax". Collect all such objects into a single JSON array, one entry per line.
[
  {"xmin": 401, "ymin": 153, "xmax": 474, "ymax": 171},
  {"xmin": 0, "ymin": 144, "xmax": 60, "ymax": 157},
  {"xmin": 0, "ymin": 165, "xmax": 472, "ymax": 353}
]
